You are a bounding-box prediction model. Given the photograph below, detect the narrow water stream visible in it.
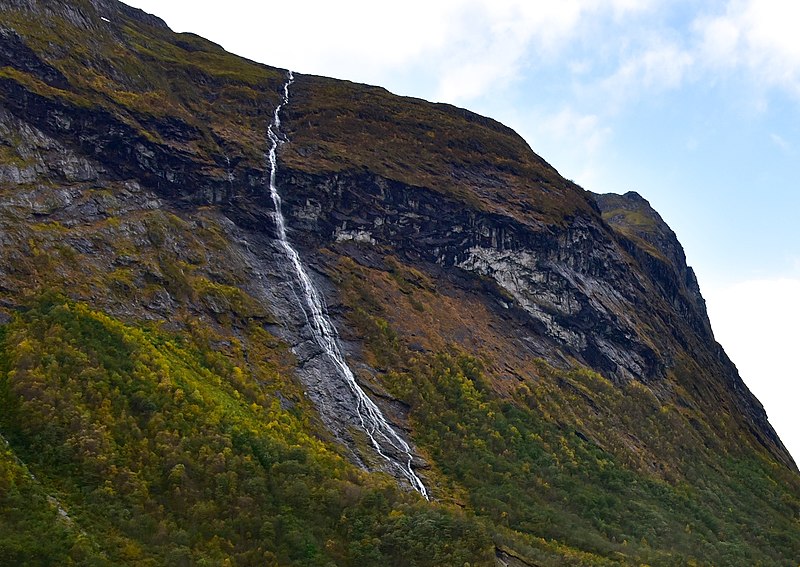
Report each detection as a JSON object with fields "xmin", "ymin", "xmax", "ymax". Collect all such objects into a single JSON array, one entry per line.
[{"xmin": 266, "ymin": 72, "xmax": 428, "ymax": 499}]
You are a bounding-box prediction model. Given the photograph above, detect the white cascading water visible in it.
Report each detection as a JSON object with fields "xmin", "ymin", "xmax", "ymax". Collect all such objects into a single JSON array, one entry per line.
[{"xmin": 266, "ymin": 71, "xmax": 429, "ymax": 499}]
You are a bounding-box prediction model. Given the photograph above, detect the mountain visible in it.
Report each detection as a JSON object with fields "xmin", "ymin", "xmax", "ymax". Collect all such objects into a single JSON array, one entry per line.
[{"xmin": 1, "ymin": 0, "xmax": 799, "ymax": 565}]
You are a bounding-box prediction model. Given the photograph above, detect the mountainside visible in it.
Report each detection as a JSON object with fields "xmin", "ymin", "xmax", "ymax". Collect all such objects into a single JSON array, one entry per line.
[{"xmin": 1, "ymin": 1, "xmax": 799, "ymax": 565}]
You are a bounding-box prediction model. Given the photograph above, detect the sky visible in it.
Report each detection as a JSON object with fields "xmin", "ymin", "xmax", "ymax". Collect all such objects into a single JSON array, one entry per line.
[{"xmin": 121, "ymin": 0, "xmax": 799, "ymax": 464}]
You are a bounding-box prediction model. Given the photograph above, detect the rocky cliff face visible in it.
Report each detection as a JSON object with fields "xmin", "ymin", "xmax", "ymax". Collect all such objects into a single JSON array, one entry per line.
[
  {"xmin": 1, "ymin": 1, "xmax": 799, "ymax": 565},
  {"xmin": 594, "ymin": 191, "xmax": 712, "ymax": 342},
  {"xmin": 277, "ymin": 168, "xmax": 662, "ymax": 385},
  {"xmin": 272, "ymin": 157, "xmax": 793, "ymax": 471}
]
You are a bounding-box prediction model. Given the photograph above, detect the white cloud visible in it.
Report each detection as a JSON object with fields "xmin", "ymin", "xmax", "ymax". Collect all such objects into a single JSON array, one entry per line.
[
  {"xmin": 705, "ymin": 278, "xmax": 800, "ymax": 464},
  {"xmin": 696, "ymin": 0, "xmax": 800, "ymax": 96},
  {"xmin": 123, "ymin": 0, "xmax": 666, "ymax": 105},
  {"xmin": 122, "ymin": 0, "xmax": 800, "ymax": 114},
  {"xmin": 122, "ymin": 0, "xmax": 462, "ymax": 83},
  {"xmin": 429, "ymin": 1, "xmax": 602, "ymax": 103},
  {"xmin": 607, "ymin": 0, "xmax": 652, "ymax": 14},
  {"xmin": 541, "ymin": 107, "xmax": 612, "ymax": 154},
  {"xmin": 770, "ymin": 133, "xmax": 792, "ymax": 154},
  {"xmin": 639, "ymin": 45, "xmax": 695, "ymax": 89},
  {"xmin": 697, "ymin": 11, "xmax": 742, "ymax": 67},
  {"xmin": 601, "ymin": 41, "xmax": 695, "ymax": 106},
  {"xmin": 428, "ymin": 0, "xmax": 674, "ymax": 104}
]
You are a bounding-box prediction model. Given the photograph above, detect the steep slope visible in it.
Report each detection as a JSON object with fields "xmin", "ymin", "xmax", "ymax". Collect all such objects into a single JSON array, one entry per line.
[
  {"xmin": 593, "ymin": 190, "xmax": 792, "ymax": 467},
  {"xmin": 0, "ymin": 0, "xmax": 798, "ymax": 565}
]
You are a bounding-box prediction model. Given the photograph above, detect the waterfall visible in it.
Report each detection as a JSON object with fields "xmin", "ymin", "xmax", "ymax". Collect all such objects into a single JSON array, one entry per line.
[{"xmin": 266, "ymin": 71, "xmax": 429, "ymax": 499}]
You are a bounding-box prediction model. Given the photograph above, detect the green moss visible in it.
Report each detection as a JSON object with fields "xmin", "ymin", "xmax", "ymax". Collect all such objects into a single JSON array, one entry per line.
[
  {"xmin": 194, "ymin": 277, "xmax": 270, "ymax": 322},
  {"xmin": 0, "ymin": 66, "xmax": 92, "ymax": 109}
]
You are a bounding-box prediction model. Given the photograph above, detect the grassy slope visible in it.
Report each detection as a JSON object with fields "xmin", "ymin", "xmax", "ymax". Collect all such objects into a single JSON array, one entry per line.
[
  {"xmin": 592, "ymin": 192, "xmax": 674, "ymax": 262},
  {"xmin": 282, "ymin": 74, "xmax": 594, "ymax": 226},
  {"xmin": 326, "ymin": 248, "xmax": 800, "ymax": 566}
]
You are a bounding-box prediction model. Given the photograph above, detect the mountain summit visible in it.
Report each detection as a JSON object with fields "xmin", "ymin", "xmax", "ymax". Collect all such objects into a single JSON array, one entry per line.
[{"xmin": 1, "ymin": 1, "xmax": 798, "ymax": 565}]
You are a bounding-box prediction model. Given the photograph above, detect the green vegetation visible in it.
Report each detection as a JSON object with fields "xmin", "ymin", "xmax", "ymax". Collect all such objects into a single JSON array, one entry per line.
[
  {"xmin": 339, "ymin": 255, "xmax": 800, "ymax": 566},
  {"xmin": 0, "ymin": 294, "xmax": 493, "ymax": 565},
  {"xmin": 0, "ymin": 432, "xmax": 101, "ymax": 566},
  {"xmin": 593, "ymin": 192, "xmax": 675, "ymax": 262}
]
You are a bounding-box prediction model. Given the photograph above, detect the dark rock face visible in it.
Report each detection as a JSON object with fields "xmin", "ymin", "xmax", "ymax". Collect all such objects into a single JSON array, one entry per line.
[
  {"xmin": 593, "ymin": 191, "xmax": 795, "ymax": 468},
  {"xmin": 269, "ymin": 168, "xmax": 795, "ymax": 469},
  {"xmin": 594, "ymin": 191, "xmax": 713, "ymax": 342},
  {"xmin": 0, "ymin": 27, "xmax": 69, "ymax": 89},
  {"xmin": 0, "ymin": 76, "xmax": 228, "ymax": 204},
  {"xmin": 276, "ymin": 169, "xmax": 662, "ymax": 385}
]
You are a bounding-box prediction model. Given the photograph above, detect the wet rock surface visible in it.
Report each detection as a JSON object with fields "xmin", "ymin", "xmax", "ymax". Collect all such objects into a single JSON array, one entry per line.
[{"xmin": 215, "ymin": 217, "xmax": 427, "ymax": 483}]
